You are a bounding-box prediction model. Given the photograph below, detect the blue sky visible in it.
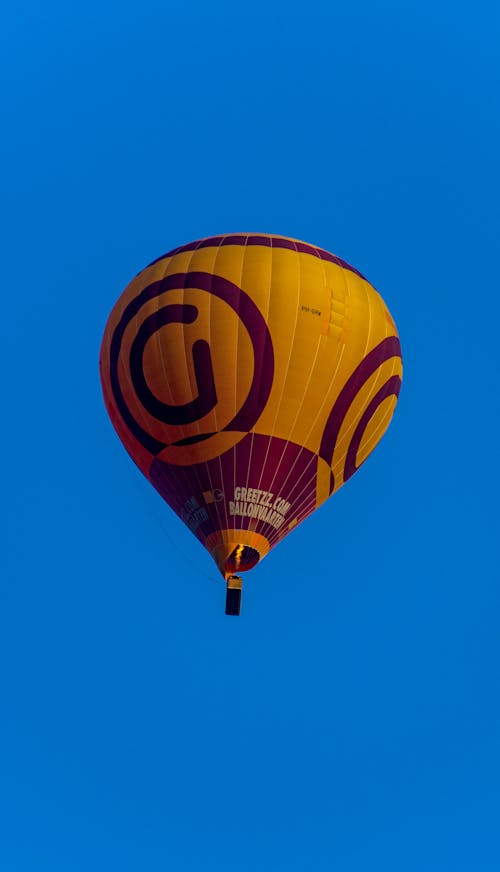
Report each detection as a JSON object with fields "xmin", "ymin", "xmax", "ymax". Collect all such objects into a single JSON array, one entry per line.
[{"xmin": 2, "ymin": 4, "xmax": 499, "ymax": 870}]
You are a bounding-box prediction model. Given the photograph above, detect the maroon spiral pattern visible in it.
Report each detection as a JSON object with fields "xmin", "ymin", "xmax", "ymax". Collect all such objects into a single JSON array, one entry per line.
[{"xmin": 319, "ymin": 336, "xmax": 402, "ymax": 492}]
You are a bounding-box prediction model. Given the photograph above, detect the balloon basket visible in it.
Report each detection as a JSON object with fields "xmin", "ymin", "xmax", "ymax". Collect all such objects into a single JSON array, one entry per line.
[{"xmin": 225, "ymin": 576, "xmax": 242, "ymax": 616}]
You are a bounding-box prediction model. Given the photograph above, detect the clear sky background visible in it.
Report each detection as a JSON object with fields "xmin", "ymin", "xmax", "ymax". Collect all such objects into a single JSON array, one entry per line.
[{"xmin": 2, "ymin": 3, "xmax": 499, "ymax": 870}]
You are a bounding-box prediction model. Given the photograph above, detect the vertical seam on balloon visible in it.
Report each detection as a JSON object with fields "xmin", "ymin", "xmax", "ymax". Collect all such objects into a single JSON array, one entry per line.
[
  {"xmin": 265, "ymin": 499, "xmax": 313, "ymax": 550},
  {"xmin": 233, "ymin": 236, "xmax": 249, "ymax": 542},
  {"xmin": 124, "ymin": 259, "xmax": 174, "ymax": 452},
  {"xmin": 211, "ymin": 235, "xmax": 231, "ymax": 539},
  {"xmin": 177, "ymin": 249, "xmax": 217, "ymax": 549},
  {"xmin": 271, "ymin": 263, "xmax": 349, "ymax": 502},
  {"xmin": 253, "ymin": 241, "xmax": 301, "ymax": 540},
  {"xmin": 181, "ymin": 249, "xmax": 201, "ymax": 445},
  {"xmin": 329, "ymin": 275, "xmax": 375, "ymax": 474},
  {"xmin": 276, "ymin": 340, "xmax": 346, "ymax": 502},
  {"xmin": 265, "ymin": 455, "xmax": 319, "ymax": 549},
  {"xmin": 166, "ymin": 261, "xmax": 203, "ymax": 544},
  {"xmin": 243, "ymin": 240, "xmax": 264, "ymax": 534},
  {"xmin": 264, "ymin": 248, "xmax": 331, "ymax": 505},
  {"xmin": 125, "ymin": 295, "xmax": 159, "ymax": 442},
  {"xmin": 243, "ymin": 240, "xmax": 273, "ymax": 526},
  {"xmin": 155, "ymin": 260, "xmax": 180, "ymax": 439},
  {"xmin": 198, "ymin": 239, "xmax": 225, "ymax": 545},
  {"xmin": 164, "ymin": 278, "xmax": 201, "ymax": 537},
  {"xmin": 332, "ymin": 285, "xmax": 389, "ymax": 472},
  {"xmin": 251, "ymin": 237, "xmax": 278, "ymax": 541},
  {"xmin": 265, "ymin": 335, "xmax": 323, "ymax": 511},
  {"xmin": 265, "ymin": 260, "xmax": 352, "ymax": 517},
  {"xmin": 265, "ymin": 452, "xmax": 322, "ymax": 548},
  {"xmin": 262, "ymin": 249, "xmax": 320, "ymax": 510},
  {"xmin": 292, "ymin": 263, "xmax": 350, "ymax": 452}
]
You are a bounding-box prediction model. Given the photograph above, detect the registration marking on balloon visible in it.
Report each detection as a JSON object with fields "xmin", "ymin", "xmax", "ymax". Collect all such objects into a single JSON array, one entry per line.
[
  {"xmin": 229, "ymin": 487, "xmax": 291, "ymax": 531},
  {"xmin": 149, "ymin": 432, "xmax": 319, "ymax": 550}
]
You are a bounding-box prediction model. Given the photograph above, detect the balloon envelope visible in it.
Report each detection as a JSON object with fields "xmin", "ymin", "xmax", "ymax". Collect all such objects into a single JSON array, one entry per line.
[{"xmin": 100, "ymin": 234, "xmax": 402, "ymax": 578}]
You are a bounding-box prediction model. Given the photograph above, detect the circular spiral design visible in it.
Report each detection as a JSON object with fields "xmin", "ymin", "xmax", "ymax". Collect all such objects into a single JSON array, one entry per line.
[
  {"xmin": 108, "ymin": 271, "xmax": 274, "ymax": 456},
  {"xmin": 319, "ymin": 336, "xmax": 402, "ymax": 492}
]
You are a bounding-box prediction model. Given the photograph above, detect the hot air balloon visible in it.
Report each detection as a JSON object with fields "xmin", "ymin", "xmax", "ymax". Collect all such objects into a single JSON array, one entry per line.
[{"xmin": 100, "ymin": 234, "xmax": 402, "ymax": 615}]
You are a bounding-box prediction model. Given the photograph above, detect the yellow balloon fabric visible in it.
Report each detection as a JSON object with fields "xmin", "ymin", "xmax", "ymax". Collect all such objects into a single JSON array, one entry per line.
[{"xmin": 100, "ymin": 234, "xmax": 402, "ymax": 578}]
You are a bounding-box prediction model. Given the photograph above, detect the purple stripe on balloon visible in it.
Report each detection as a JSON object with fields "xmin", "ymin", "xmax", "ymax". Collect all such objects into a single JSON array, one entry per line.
[
  {"xmin": 197, "ymin": 238, "xmax": 222, "ymax": 250},
  {"xmin": 221, "ymin": 235, "xmax": 247, "ymax": 246},
  {"xmin": 295, "ymin": 241, "xmax": 319, "ymax": 256},
  {"xmin": 273, "ymin": 237, "xmax": 297, "ymax": 251},
  {"xmin": 144, "ymin": 235, "xmax": 366, "ymax": 280},
  {"xmin": 246, "ymin": 236, "xmax": 272, "ymax": 247},
  {"xmin": 319, "ymin": 336, "xmax": 402, "ymax": 487},
  {"xmin": 157, "ymin": 237, "xmax": 225, "ymax": 261},
  {"xmin": 344, "ymin": 374, "xmax": 402, "ymax": 481}
]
